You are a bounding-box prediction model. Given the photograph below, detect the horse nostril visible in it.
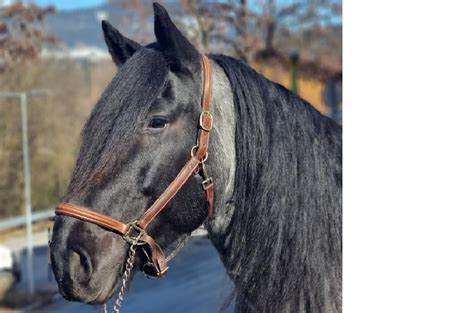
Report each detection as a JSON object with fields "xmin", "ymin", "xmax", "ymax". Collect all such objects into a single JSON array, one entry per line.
[{"xmin": 68, "ymin": 248, "xmax": 93, "ymax": 282}]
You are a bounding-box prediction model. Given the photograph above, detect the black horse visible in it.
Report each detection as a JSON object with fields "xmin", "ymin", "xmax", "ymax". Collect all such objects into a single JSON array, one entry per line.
[{"xmin": 50, "ymin": 3, "xmax": 342, "ymax": 312}]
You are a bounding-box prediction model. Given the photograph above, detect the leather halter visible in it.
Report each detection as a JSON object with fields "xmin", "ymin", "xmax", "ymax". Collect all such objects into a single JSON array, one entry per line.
[{"xmin": 55, "ymin": 55, "xmax": 214, "ymax": 277}]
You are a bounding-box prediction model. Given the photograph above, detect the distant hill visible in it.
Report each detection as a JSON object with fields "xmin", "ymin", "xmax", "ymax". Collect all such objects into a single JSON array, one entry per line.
[{"xmin": 44, "ymin": 3, "xmax": 184, "ymax": 50}]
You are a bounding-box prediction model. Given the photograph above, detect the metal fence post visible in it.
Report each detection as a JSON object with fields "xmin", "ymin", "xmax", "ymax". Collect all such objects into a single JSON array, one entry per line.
[
  {"xmin": 20, "ymin": 92, "xmax": 35, "ymax": 294},
  {"xmin": 1, "ymin": 90, "xmax": 48, "ymax": 294}
]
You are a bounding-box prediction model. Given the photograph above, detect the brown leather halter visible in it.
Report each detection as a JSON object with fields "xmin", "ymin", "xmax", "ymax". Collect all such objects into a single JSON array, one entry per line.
[{"xmin": 55, "ymin": 54, "xmax": 214, "ymax": 278}]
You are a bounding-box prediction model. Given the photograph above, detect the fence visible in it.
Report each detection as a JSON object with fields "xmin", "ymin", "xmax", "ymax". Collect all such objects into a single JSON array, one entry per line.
[{"xmin": 0, "ymin": 208, "xmax": 54, "ymax": 231}]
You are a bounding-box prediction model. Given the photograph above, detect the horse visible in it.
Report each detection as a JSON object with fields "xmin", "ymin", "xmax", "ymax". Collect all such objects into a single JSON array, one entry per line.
[{"xmin": 50, "ymin": 3, "xmax": 342, "ymax": 312}]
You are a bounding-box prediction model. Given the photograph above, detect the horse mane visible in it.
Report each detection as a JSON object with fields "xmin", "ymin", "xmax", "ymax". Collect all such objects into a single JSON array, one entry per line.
[{"xmin": 211, "ymin": 55, "xmax": 342, "ymax": 312}]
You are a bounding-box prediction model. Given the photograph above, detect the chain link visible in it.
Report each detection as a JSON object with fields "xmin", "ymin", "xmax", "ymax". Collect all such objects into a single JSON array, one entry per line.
[
  {"xmin": 100, "ymin": 242, "xmax": 137, "ymax": 313},
  {"xmin": 99, "ymin": 229, "xmax": 198, "ymax": 312}
]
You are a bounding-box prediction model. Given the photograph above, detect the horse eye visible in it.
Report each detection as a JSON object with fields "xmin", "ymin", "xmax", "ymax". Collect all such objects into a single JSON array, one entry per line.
[{"xmin": 148, "ymin": 116, "xmax": 167, "ymax": 129}]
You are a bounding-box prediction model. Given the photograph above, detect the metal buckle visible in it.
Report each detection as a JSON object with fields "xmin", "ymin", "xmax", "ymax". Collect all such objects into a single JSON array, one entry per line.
[
  {"xmin": 199, "ymin": 111, "xmax": 213, "ymax": 131},
  {"xmin": 122, "ymin": 221, "xmax": 146, "ymax": 244},
  {"xmin": 202, "ymin": 177, "xmax": 213, "ymax": 190}
]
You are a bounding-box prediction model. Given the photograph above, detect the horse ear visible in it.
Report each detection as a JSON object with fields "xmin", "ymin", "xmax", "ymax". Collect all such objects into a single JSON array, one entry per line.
[
  {"xmin": 152, "ymin": 2, "xmax": 199, "ymax": 70},
  {"xmin": 101, "ymin": 20, "xmax": 142, "ymax": 67}
]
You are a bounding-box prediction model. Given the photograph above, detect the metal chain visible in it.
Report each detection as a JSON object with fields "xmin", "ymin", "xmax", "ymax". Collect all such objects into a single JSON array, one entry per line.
[
  {"xmin": 100, "ymin": 242, "xmax": 137, "ymax": 313},
  {"xmin": 99, "ymin": 228, "xmax": 200, "ymax": 312}
]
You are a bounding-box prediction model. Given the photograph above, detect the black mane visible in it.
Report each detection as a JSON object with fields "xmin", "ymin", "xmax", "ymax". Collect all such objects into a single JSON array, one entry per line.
[{"xmin": 211, "ymin": 55, "xmax": 342, "ymax": 312}]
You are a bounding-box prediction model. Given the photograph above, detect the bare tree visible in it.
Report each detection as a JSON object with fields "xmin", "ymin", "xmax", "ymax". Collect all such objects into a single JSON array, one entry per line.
[
  {"xmin": 108, "ymin": 0, "xmax": 156, "ymax": 43},
  {"xmin": 211, "ymin": 0, "xmax": 261, "ymax": 62},
  {"xmin": 179, "ymin": 0, "xmax": 262, "ymax": 62},
  {"xmin": 0, "ymin": 2, "xmax": 57, "ymax": 71},
  {"xmin": 108, "ymin": 0, "xmax": 341, "ymax": 68}
]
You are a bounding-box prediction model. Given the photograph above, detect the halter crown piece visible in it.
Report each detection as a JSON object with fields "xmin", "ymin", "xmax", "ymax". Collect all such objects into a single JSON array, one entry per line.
[{"xmin": 55, "ymin": 54, "xmax": 214, "ymax": 279}]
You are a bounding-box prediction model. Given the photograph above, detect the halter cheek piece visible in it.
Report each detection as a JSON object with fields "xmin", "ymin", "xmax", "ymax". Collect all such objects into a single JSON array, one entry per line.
[{"xmin": 55, "ymin": 54, "xmax": 214, "ymax": 278}]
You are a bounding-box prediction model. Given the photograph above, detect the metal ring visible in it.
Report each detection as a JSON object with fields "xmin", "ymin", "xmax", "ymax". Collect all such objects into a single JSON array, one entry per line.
[{"xmin": 190, "ymin": 145, "xmax": 208, "ymax": 163}]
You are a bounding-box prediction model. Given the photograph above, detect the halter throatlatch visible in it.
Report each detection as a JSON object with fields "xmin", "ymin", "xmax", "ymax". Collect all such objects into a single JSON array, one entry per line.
[{"xmin": 55, "ymin": 54, "xmax": 214, "ymax": 279}]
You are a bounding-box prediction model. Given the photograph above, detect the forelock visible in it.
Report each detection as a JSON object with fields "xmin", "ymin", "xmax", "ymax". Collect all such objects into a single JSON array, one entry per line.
[{"xmin": 65, "ymin": 48, "xmax": 169, "ymax": 196}]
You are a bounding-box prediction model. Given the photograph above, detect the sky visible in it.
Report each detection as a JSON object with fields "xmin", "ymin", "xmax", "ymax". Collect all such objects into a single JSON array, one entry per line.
[
  {"xmin": 27, "ymin": 0, "xmax": 340, "ymax": 25},
  {"xmin": 32, "ymin": 0, "xmax": 105, "ymax": 10},
  {"xmin": 29, "ymin": 0, "xmax": 296, "ymax": 12}
]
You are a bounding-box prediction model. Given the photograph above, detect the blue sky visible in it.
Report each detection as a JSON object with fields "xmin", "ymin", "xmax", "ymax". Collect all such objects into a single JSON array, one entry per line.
[
  {"xmin": 32, "ymin": 0, "xmax": 105, "ymax": 10},
  {"xmin": 30, "ymin": 0, "xmax": 340, "ymax": 26},
  {"xmin": 30, "ymin": 0, "xmax": 293, "ymax": 11}
]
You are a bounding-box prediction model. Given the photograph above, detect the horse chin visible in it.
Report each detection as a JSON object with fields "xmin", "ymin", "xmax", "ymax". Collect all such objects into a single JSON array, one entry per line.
[
  {"xmin": 56, "ymin": 271, "xmax": 121, "ymax": 305},
  {"xmin": 60, "ymin": 282, "xmax": 115, "ymax": 305},
  {"xmin": 88, "ymin": 275, "xmax": 122, "ymax": 304},
  {"xmin": 88, "ymin": 289, "xmax": 117, "ymax": 305}
]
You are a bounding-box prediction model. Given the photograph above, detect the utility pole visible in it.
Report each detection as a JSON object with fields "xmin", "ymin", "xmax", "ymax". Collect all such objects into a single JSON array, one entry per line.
[{"xmin": 0, "ymin": 90, "xmax": 48, "ymax": 294}]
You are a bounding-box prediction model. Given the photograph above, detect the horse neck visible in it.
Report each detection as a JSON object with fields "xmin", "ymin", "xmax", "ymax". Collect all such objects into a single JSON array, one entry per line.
[
  {"xmin": 203, "ymin": 60, "xmax": 237, "ymax": 251},
  {"xmin": 203, "ymin": 56, "xmax": 342, "ymax": 312}
]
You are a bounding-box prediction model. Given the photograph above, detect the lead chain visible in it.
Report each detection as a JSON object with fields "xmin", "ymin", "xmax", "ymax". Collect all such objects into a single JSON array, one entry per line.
[{"xmin": 100, "ymin": 241, "xmax": 137, "ymax": 313}]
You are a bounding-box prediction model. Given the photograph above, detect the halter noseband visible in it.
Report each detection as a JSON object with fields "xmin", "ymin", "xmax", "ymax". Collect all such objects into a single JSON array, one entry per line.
[{"xmin": 55, "ymin": 54, "xmax": 214, "ymax": 278}]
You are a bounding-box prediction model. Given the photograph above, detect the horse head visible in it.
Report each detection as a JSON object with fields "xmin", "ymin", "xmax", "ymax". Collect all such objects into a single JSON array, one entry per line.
[
  {"xmin": 50, "ymin": 3, "xmax": 342, "ymax": 312},
  {"xmin": 50, "ymin": 3, "xmax": 236, "ymax": 304}
]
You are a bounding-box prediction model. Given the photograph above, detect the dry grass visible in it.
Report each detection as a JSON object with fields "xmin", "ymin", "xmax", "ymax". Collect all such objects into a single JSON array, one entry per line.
[
  {"xmin": 0, "ymin": 59, "xmax": 327, "ymax": 221},
  {"xmin": 0, "ymin": 60, "xmax": 116, "ymax": 220}
]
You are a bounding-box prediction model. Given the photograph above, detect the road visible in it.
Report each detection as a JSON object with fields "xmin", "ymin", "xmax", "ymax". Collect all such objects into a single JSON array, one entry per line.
[{"xmin": 12, "ymin": 235, "xmax": 235, "ymax": 313}]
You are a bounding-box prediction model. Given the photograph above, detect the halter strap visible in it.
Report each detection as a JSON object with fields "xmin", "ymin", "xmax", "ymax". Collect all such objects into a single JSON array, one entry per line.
[{"xmin": 55, "ymin": 54, "xmax": 214, "ymax": 277}]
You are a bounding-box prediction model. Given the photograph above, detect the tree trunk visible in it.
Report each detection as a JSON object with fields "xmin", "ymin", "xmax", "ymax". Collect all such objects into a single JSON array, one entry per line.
[{"xmin": 264, "ymin": 0, "xmax": 276, "ymax": 52}]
